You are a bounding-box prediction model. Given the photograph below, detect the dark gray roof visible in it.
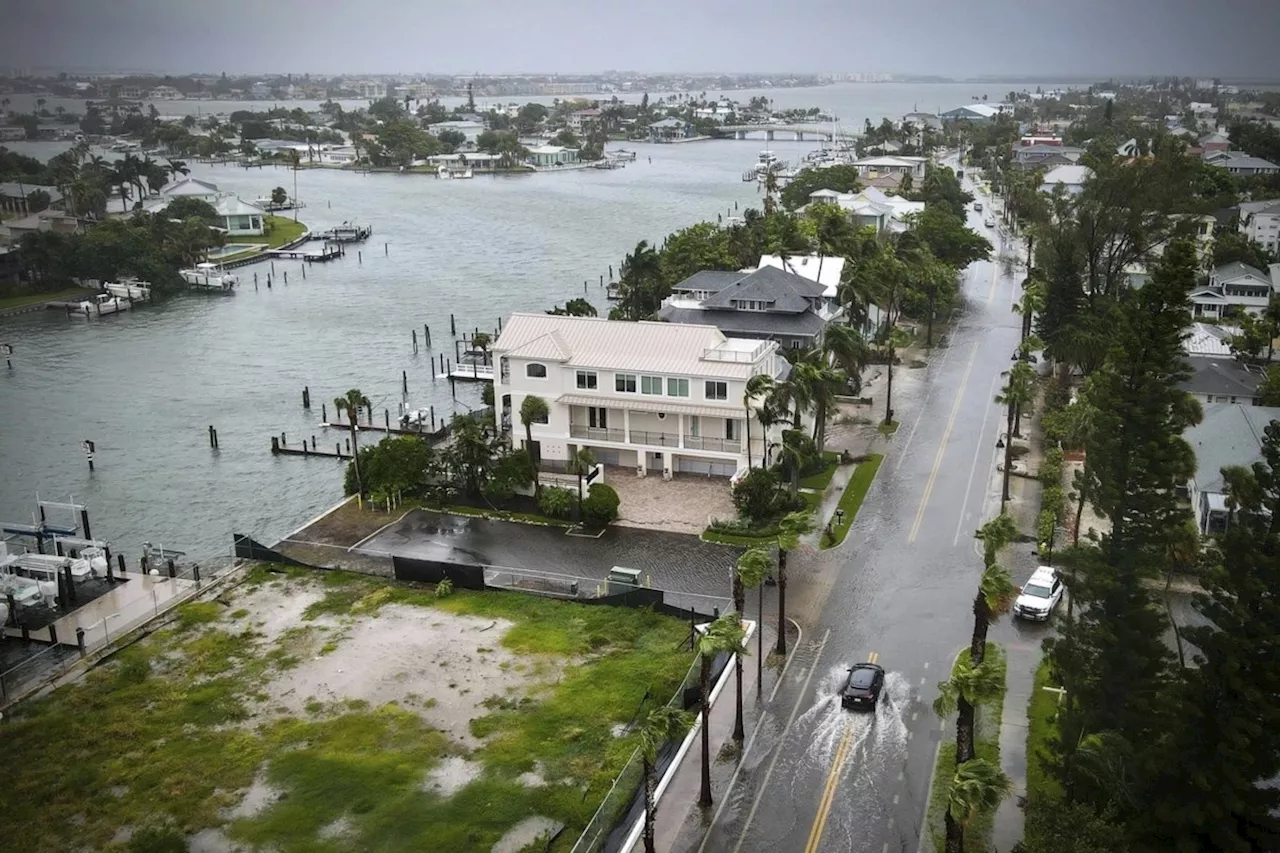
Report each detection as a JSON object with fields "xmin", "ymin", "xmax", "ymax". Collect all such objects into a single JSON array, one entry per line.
[
  {"xmin": 671, "ymin": 270, "xmax": 745, "ymax": 295},
  {"xmin": 694, "ymin": 266, "xmax": 825, "ymax": 313},
  {"xmin": 1178, "ymin": 357, "xmax": 1263, "ymax": 399},
  {"xmin": 1214, "ymin": 261, "xmax": 1269, "ymax": 283},
  {"xmin": 658, "ymin": 306, "xmax": 826, "ymax": 339},
  {"xmin": 1184, "ymin": 404, "xmax": 1280, "ymax": 493}
]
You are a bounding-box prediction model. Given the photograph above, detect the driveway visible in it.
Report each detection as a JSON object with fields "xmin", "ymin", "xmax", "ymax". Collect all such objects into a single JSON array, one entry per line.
[
  {"xmin": 359, "ymin": 508, "xmax": 741, "ymax": 601},
  {"xmin": 605, "ymin": 466, "xmax": 738, "ymax": 535}
]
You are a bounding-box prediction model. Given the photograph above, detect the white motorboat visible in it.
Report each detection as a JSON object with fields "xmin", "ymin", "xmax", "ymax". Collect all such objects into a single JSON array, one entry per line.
[
  {"xmin": 753, "ymin": 150, "xmax": 788, "ymax": 178},
  {"xmin": 70, "ymin": 547, "xmax": 109, "ymax": 579},
  {"xmin": 69, "ymin": 293, "xmax": 131, "ymax": 318},
  {"xmin": 436, "ymin": 165, "xmax": 473, "ymax": 179},
  {"xmin": 104, "ymin": 278, "xmax": 152, "ymax": 302},
  {"xmin": 180, "ymin": 263, "xmax": 238, "ymax": 292}
]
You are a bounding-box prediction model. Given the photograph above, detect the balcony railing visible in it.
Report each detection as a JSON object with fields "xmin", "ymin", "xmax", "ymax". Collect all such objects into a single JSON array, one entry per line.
[
  {"xmin": 682, "ymin": 435, "xmax": 740, "ymax": 453},
  {"xmin": 570, "ymin": 424, "xmax": 625, "ymax": 443},
  {"xmin": 629, "ymin": 429, "xmax": 680, "ymax": 447}
]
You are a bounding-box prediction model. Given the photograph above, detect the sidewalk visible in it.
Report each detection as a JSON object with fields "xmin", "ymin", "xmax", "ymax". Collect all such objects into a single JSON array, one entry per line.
[{"xmin": 637, "ymin": 620, "xmax": 781, "ymax": 853}]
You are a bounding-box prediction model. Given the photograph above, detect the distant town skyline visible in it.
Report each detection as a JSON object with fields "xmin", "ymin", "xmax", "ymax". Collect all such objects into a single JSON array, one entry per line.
[{"xmin": 3, "ymin": 0, "xmax": 1279, "ymax": 81}]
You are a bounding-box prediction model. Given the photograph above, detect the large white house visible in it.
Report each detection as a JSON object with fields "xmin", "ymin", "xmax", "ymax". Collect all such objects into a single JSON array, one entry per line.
[
  {"xmin": 493, "ymin": 313, "xmax": 791, "ymax": 479},
  {"xmin": 1188, "ymin": 262, "xmax": 1280, "ymax": 320},
  {"xmin": 1239, "ymin": 198, "xmax": 1280, "ymax": 254}
]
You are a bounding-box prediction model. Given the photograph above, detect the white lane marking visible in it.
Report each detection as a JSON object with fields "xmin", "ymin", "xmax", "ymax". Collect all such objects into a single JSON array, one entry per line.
[
  {"xmin": 898, "ymin": 770, "xmax": 905, "ymax": 782},
  {"xmin": 954, "ymin": 371, "xmax": 1003, "ymax": 547},
  {"xmin": 911, "ymin": 711, "xmax": 918, "ymax": 722},
  {"xmin": 730, "ymin": 629, "xmax": 831, "ymax": 853},
  {"xmin": 919, "ymin": 677, "xmax": 926, "ymax": 686},
  {"xmin": 894, "ymin": 794, "xmax": 901, "ymax": 805},
  {"xmin": 888, "ymin": 817, "xmax": 896, "ymax": 830},
  {"xmin": 768, "ymin": 618, "xmax": 804, "ymax": 704},
  {"xmin": 923, "ymin": 661, "xmax": 929, "ymax": 670}
]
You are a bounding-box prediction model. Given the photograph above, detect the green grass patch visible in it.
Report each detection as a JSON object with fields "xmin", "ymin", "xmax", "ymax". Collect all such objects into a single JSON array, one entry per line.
[
  {"xmin": 423, "ymin": 501, "xmax": 572, "ymax": 528},
  {"xmin": 0, "ymin": 286, "xmax": 97, "ymax": 312},
  {"xmin": 821, "ymin": 454, "xmax": 883, "ymax": 550},
  {"xmin": 877, "ymin": 420, "xmax": 901, "ymax": 436},
  {"xmin": 0, "ymin": 566, "xmax": 693, "ymax": 852},
  {"xmin": 1026, "ymin": 658, "xmax": 1064, "ymax": 804},
  {"xmin": 701, "ymin": 529, "xmax": 770, "ymax": 547},
  {"xmin": 925, "ymin": 644, "xmax": 1007, "ymax": 853},
  {"xmin": 798, "ymin": 451, "xmax": 840, "ymax": 490},
  {"xmin": 799, "ymin": 490, "xmax": 822, "ymax": 513},
  {"xmin": 237, "ymin": 215, "xmax": 308, "ymax": 248}
]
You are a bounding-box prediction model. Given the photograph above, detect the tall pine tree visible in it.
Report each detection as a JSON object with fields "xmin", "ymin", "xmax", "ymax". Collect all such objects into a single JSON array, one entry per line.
[
  {"xmin": 1137, "ymin": 422, "xmax": 1280, "ymax": 852},
  {"xmin": 1050, "ymin": 239, "xmax": 1201, "ymax": 807}
]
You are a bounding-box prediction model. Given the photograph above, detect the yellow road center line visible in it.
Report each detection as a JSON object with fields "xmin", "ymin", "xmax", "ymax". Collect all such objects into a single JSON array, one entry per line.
[
  {"xmin": 804, "ymin": 729, "xmax": 854, "ymax": 853},
  {"xmin": 908, "ymin": 343, "xmax": 979, "ymax": 544}
]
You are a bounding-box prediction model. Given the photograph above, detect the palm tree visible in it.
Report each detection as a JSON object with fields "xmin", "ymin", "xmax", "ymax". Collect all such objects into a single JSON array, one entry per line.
[
  {"xmin": 969, "ymin": 542, "xmax": 1016, "ymax": 667},
  {"xmin": 933, "ymin": 653, "xmax": 1004, "ymax": 766},
  {"xmin": 777, "ymin": 428, "xmax": 812, "ymax": 498},
  {"xmin": 732, "ymin": 548, "xmax": 771, "ymax": 741},
  {"xmin": 1013, "ymin": 276, "xmax": 1046, "ymax": 342},
  {"xmin": 881, "ymin": 326, "xmax": 911, "ymax": 427},
  {"xmin": 519, "ymin": 395, "xmax": 549, "ymax": 497},
  {"xmin": 743, "ymin": 374, "xmax": 776, "ymax": 469},
  {"xmin": 797, "ymin": 359, "xmax": 845, "ymax": 453},
  {"xmin": 567, "ymin": 447, "xmax": 596, "ymax": 522},
  {"xmin": 942, "ymin": 758, "xmax": 1012, "ymax": 853},
  {"xmin": 334, "ymin": 388, "xmax": 371, "ymax": 494},
  {"xmin": 697, "ymin": 612, "xmax": 747, "ymax": 807},
  {"xmin": 975, "ymin": 513, "xmax": 1017, "ymax": 570},
  {"xmin": 165, "ymin": 158, "xmax": 190, "ymax": 179},
  {"xmin": 774, "ymin": 511, "xmax": 814, "ymax": 655},
  {"xmin": 995, "ymin": 362, "xmax": 1035, "ymax": 507},
  {"xmin": 820, "ymin": 323, "xmax": 870, "ymax": 397},
  {"xmin": 639, "ymin": 705, "xmax": 693, "ymax": 853}
]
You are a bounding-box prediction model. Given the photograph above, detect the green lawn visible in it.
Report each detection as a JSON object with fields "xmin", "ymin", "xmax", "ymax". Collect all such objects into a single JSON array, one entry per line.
[
  {"xmin": 798, "ymin": 451, "xmax": 841, "ymax": 490},
  {"xmin": 821, "ymin": 454, "xmax": 883, "ymax": 550},
  {"xmin": 877, "ymin": 420, "xmax": 901, "ymax": 436},
  {"xmin": 0, "ymin": 286, "xmax": 97, "ymax": 312},
  {"xmin": 926, "ymin": 644, "xmax": 1008, "ymax": 853},
  {"xmin": 701, "ymin": 529, "xmax": 771, "ymax": 547},
  {"xmin": 1026, "ymin": 659, "xmax": 1064, "ymax": 804},
  {"xmin": 0, "ymin": 566, "xmax": 693, "ymax": 853},
  {"xmin": 237, "ymin": 215, "xmax": 309, "ymax": 248},
  {"xmin": 421, "ymin": 501, "xmax": 572, "ymax": 529}
]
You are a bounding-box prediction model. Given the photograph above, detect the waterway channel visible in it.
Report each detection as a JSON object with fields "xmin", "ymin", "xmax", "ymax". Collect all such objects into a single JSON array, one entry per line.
[{"xmin": 0, "ymin": 82, "xmax": 1070, "ymax": 561}]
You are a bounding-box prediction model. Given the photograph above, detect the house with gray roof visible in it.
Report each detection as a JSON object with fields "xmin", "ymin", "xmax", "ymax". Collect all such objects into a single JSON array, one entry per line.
[
  {"xmin": 659, "ymin": 264, "xmax": 837, "ymax": 350},
  {"xmin": 1238, "ymin": 198, "xmax": 1280, "ymax": 255},
  {"xmin": 1203, "ymin": 150, "xmax": 1280, "ymax": 176},
  {"xmin": 1185, "ymin": 405, "xmax": 1280, "ymax": 534},
  {"xmin": 1179, "ymin": 356, "xmax": 1264, "ymax": 407},
  {"xmin": 1189, "ymin": 262, "xmax": 1280, "ymax": 320},
  {"xmin": 0, "ymin": 182, "xmax": 64, "ymax": 215},
  {"xmin": 1012, "ymin": 143, "xmax": 1084, "ymax": 167}
]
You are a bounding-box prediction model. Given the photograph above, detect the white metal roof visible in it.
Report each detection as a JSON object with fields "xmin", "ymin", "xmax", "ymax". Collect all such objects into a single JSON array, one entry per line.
[{"xmin": 494, "ymin": 313, "xmax": 773, "ymax": 378}]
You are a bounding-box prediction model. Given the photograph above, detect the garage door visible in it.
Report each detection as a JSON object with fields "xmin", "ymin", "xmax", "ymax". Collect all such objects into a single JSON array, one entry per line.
[
  {"xmin": 593, "ymin": 449, "xmax": 623, "ymax": 466},
  {"xmin": 675, "ymin": 457, "xmax": 737, "ymax": 477}
]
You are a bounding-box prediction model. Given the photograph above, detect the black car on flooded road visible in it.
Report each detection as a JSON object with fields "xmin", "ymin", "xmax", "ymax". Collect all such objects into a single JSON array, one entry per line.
[{"xmin": 841, "ymin": 662, "xmax": 885, "ymax": 710}]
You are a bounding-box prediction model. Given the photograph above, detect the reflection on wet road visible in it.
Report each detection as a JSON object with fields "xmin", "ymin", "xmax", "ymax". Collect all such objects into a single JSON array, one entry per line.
[{"xmin": 704, "ymin": 163, "xmax": 1026, "ymax": 853}]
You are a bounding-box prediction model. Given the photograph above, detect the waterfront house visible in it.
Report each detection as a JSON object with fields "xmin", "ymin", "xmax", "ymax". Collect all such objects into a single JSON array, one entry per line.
[
  {"xmin": 527, "ymin": 145, "xmax": 579, "ymax": 167},
  {"xmin": 157, "ymin": 177, "xmax": 221, "ymax": 203},
  {"xmin": 0, "ymin": 126, "xmax": 25, "ymax": 141},
  {"xmin": 1203, "ymin": 151, "xmax": 1280, "ymax": 176},
  {"xmin": 148, "ymin": 85, "xmax": 184, "ymax": 100},
  {"xmin": 940, "ymin": 104, "xmax": 1001, "ymax": 122},
  {"xmin": 426, "ymin": 153, "xmax": 503, "ymax": 173},
  {"xmin": 0, "ymin": 182, "xmax": 65, "ymax": 215},
  {"xmin": 567, "ymin": 109, "xmax": 602, "ymax": 134},
  {"xmin": 648, "ymin": 117, "xmax": 694, "ymax": 143},
  {"xmin": 1039, "ymin": 164, "xmax": 1093, "ymax": 196},
  {"xmin": 1184, "ymin": 322, "xmax": 1236, "ymax": 359},
  {"xmin": 427, "ymin": 120, "xmax": 486, "ymax": 144},
  {"xmin": 658, "ymin": 263, "xmax": 839, "ymax": 350},
  {"xmin": 1188, "ymin": 262, "xmax": 1280, "ymax": 319},
  {"xmin": 212, "ymin": 197, "xmax": 266, "ymax": 237},
  {"xmin": 808, "ymin": 186, "xmax": 923, "ymax": 234},
  {"xmin": 1185, "ymin": 404, "xmax": 1280, "ymax": 535},
  {"xmin": 319, "ymin": 146, "xmax": 359, "ymax": 166},
  {"xmin": 493, "ymin": 313, "xmax": 791, "ymax": 479},
  {"xmin": 1012, "ymin": 143, "xmax": 1084, "ymax": 167},
  {"xmin": 1238, "ymin": 199, "xmax": 1280, "ymax": 254},
  {"xmin": 902, "ymin": 111, "xmax": 942, "ymax": 130}
]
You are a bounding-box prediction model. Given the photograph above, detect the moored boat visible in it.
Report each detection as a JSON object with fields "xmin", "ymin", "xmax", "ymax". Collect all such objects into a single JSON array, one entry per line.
[
  {"xmin": 103, "ymin": 278, "xmax": 152, "ymax": 302},
  {"xmin": 69, "ymin": 293, "xmax": 131, "ymax": 318},
  {"xmin": 180, "ymin": 262, "xmax": 238, "ymax": 293}
]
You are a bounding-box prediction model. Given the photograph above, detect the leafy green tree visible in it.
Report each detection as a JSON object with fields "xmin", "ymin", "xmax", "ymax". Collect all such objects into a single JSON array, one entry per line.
[
  {"xmin": 732, "ymin": 548, "xmax": 771, "ymax": 741},
  {"xmin": 657, "ymin": 222, "xmax": 737, "ymax": 286},
  {"xmin": 779, "ymin": 164, "xmax": 862, "ymax": 210},
  {"xmin": 442, "ymin": 415, "xmax": 502, "ymax": 498},
  {"xmin": 611, "ymin": 240, "xmax": 665, "ymax": 320},
  {"xmin": 773, "ymin": 510, "xmax": 814, "ymax": 655},
  {"xmin": 1259, "ymin": 365, "xmax": 1280, "ymax": 406},
  {"xmin": 344, "ymin": 435, "xmax": 433, "ymax": 497},
  {"xmin": 270, "ymin": 186, "xmax": 288, "ymax": 206},
  {"xmin": 1135, "ymin": 425, "xmax": 1280, "ymax": 851},
  {"xmin": 731, "ymin": 467, "xmax": 782, "ymax": 523},
  {"xmin": 334, "ymin": 389, "xmax": 371, "ymax": 494},
  {"xmin": 1211, "ymin": 230, "xmax": 1276, "ymax": 270},
  {"xmin": 581, "ymin": 482, "xmax": 620, "ymax": 525},
  {"xmin": 537, "ymin": 486, "xmax": 574, "ymax": 518},
  {"xmin": 639, "ymin": 704, "xmax": 693, "ymax": 853},
  {"xmin": 24, "ymin": 189, "xmax": 51, "ymax": 213},
  {"xmin": 435, "ymin": 129, "xmax": 466, "ymax": 151},
  {"xmin": 912, "ymin": 205, "xmax": 992, "ymax": 268},
  {"xmin": 552, "ymin": 129, "xmax": 579, "ymax": 148},
  {"xmin": 546, "ymin": 298, "xmax": 597, "ymax": 317},
  {"xmin": 696, "ymin": 612, "xmax": 747, "ymax": 807},
  {"xmin": 918, "ymin": 163, "xmax": 974, "ymax": 217}
]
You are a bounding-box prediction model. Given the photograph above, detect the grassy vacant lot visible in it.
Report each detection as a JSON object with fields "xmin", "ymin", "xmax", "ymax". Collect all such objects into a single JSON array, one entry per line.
[
  {"xmin": 1, "ymin": 565, "xmax": 693, "ymax": 853},
  {"xmin": 0, "ymin": 285, "xmax": 97, "ymax": 312},
  {"xmin": 926, "ymin": 644, "xmax": 1007, "ymax": 853},
  {"xmin": 823, "ymin": 454, "xmax": 883, "ymax": 550}
]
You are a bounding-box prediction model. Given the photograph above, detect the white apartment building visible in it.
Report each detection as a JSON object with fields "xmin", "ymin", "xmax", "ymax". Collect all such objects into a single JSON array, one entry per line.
[
  {"xmin": 1239, "ymin": 199, "xmax": 1280, "ymax": 254},
  {"xmin": 493, "ymin": 313, "xmax": 791, "ymax": 479}
]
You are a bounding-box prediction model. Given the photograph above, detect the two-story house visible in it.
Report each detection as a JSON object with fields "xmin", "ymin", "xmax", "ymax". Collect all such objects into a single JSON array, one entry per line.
[
  {"xmin": 493, "ymin": 313, "xmax": 790, "ymax": 480},
  {"xmin": 1189, "ymin": 262, "xmax": 1280, "ymax": 319},
  {"xmin": 658, "ymin": 264, "xmax": 838, "ymax": 350},
  {"xmin": 1238, "ymin": 198, "xmax": 1280, "ymax": 254}
]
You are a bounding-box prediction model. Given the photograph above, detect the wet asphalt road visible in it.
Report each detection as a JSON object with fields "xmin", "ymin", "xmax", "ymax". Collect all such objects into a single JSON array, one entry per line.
[{"xmin": 697, "ymin": 169, "xmax": 1032, "ymax": 853}]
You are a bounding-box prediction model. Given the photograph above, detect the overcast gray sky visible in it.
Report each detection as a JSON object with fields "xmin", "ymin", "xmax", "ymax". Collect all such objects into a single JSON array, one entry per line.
[{"xmin": 3, "ymin": 0, "xmax": 1279, "ymax": 79}]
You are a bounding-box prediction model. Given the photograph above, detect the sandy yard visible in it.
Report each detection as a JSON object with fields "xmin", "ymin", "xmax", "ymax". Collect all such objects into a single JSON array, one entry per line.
[{"xmin": 607, "ymin": 466, "xmax": 738, "ymax": 534}]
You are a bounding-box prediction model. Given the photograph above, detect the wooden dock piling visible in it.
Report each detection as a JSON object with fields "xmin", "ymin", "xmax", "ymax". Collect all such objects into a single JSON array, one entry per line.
[
  {"xmin": 450, "ymin": 314, "xmax": 456, "ymax": 336},
  {"xmin": 424, "ymin": 324, "xmax": 431, "ymax": 347},
  {"xmin": 303, "ymin": 386, "xmax": 311, "ymax": 409},
  {"xmin": 402, "ymin": 369, "xmax": 408, "ymax": 395},
  {"xmin": 208, "ymin": 425, "xmax": 219, "ymax": 449}
]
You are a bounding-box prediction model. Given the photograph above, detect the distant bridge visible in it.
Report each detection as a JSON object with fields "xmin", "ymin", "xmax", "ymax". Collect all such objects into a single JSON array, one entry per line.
[{"xmin": 714, "ymin": 124, "xmax": 862, "ymax": 142}]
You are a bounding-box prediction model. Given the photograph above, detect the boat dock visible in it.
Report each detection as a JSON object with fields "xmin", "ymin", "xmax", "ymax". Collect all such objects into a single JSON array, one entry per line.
[
  {"xmin": 434, "ymin": 362, "xmax": 494, "ymax": 382},
  {"xmin": 314, "ymin": 223, "xmax": 373, "ymax": 243},
  {"xmin": 271, "ymin": 435, "xmax": 351, "ymax": 459},
  {"xmin": 266, "ymin": 244, "xmax": 344, "ymax": 262}
]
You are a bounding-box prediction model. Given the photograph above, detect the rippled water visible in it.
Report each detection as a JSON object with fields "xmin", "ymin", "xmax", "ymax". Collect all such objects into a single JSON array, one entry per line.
[{"xmin": 0, "ymin": 81, "xmax": 1075, "ymax": 559}]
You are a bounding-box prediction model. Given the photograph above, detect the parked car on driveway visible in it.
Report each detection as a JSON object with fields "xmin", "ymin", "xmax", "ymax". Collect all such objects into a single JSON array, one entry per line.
[
  {"xmin": 841, "ymin": 662, "xmax": 885, "ymax": 710},
  {"xmin": 1015, "ymin": 566, "xmax": 1064, "ymax": 621}
]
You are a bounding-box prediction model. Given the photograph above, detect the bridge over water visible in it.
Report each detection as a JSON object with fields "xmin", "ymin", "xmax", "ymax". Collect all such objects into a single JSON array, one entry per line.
[{"xmin": 714, "ymin": 124, "xmax": 862, "ymax": 142}]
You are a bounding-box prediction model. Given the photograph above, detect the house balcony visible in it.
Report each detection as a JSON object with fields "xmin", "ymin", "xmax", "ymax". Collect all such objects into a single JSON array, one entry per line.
[
  {"xmin": 569, "ymin": 424, "xmax": 625, "ymax": 443},
  {"xmin": 628, "ymin": 428, "xmax": 680, "ymax": 447},
  {"xmin": 682, "ymin": 435, "xmax": 741, "ymax": 453},
  {"xmin": 567, "ymin": 423, "xmax": 741, "ymax": 454}
]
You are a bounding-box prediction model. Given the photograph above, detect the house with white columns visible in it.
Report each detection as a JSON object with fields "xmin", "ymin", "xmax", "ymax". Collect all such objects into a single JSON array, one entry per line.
[{"xmin": 493, "ymin": 313, "xmax": 791, "ymax": 479}]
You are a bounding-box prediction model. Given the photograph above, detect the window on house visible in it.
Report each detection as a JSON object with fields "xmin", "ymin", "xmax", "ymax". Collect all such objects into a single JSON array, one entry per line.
[
  {"xmin": 667, "ymin": 378, "xmax": 689, "ymax": 397},
  {"xmin": 500, "ymin": 357, "xmax": 510, "ymax": 381},
  {"xmin": 589, "ymin": 407, "xmax": 607, "ymax": 428},
  {"xmin": 689, "ymin": 416, "xmax": 700, "ymax": 437},
  {"xmin": 526, "ymin": 363, "xmax": 548, "ymax": 378},
  {"xmin": 576, "ymin": 370, "xmax": 597, "ymax": 390},
  {"xmin": 616, "ymin": 373, "xmax": 637, "ymax": 393},
  {"xmin": 705, "ymin": 381, "xmax": 728, "ymax": 401},
  {"xmin": 641, "ymin": 375, "xmax": 663, "ymax": 395},
  {"xmin": 725, "ymin": 419, "xmax": 737, "ymax": 440}
]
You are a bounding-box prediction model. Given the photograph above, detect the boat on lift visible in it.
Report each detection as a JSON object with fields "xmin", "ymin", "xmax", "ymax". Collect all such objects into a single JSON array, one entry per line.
[
  {"xmin": 68, "ymin": 293, "xmax": 131, "ymax": 318},
  {"xmin": 180, "ymin": 263, "xmax": 238, "ymax": 293},
  {"xmin": 103, "ymin": 277, "xmax": 152, "ymax": 302}
]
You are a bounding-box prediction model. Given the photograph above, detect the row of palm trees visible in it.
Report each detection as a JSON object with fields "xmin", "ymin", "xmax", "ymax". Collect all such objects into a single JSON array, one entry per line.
[{"xmin": 43, "ymin": 141, "xmax": 190, "ymax": 218}]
